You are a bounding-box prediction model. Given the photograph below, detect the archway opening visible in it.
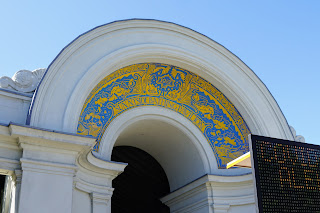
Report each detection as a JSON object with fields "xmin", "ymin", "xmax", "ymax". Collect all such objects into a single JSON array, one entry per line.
[
  {"xmin": 109, "ymin": 118, "xmax": 207, "ymax": 191},
  {"xmin": 111, "ymin": 146, "xmax": 170, "ymax": 213}
]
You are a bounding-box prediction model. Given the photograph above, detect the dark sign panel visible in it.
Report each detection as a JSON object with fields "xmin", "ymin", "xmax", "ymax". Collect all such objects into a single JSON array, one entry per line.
[{"xmin": 250, "ymin": 134, "xmax": 320, "ymax": 213}]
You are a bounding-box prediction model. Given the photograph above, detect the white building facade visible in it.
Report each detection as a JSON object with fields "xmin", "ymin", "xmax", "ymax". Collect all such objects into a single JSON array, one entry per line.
[{"xmin": 0, "ymin": 19, "xmax": 303, "ymax": 213}]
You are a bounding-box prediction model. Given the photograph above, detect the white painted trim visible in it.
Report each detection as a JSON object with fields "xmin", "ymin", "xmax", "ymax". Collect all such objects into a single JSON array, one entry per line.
[
  {"xmin": 0, "ymin": 158, "xmax": 20, "ymax": 175},
  {"xmin": 28, "ymin": 19, "xmax": 293, "ymax": 143},
  {"xmin": 161, "ymin": 174, "xmax": 254, "ymax": 213},
  {"xmin": 97, "ymin": 106, "xmax": 253, "ymax": 176},
  {"xmin": 77, "ymin": 150, "xmax": 127, "ymax": 179},
  {"xmin": 9, "ymin": 124, "xmax": 96, "ymax": 153},
  {"xmin": 20, "ymin": 158, "xmax": 77, "ymax": 176},
  {"xmin": 0, "ymin": 89, "xmax": 32, "ymax": 100},
  {"xmin": 98, "ymin": 106, "xmax": 214, "ymax": 172}
]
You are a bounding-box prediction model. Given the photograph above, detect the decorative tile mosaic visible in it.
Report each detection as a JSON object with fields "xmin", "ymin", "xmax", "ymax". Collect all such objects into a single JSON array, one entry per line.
[{"xmin": 77, "ymin": 63, "xmax": 251, "ymax": 168}]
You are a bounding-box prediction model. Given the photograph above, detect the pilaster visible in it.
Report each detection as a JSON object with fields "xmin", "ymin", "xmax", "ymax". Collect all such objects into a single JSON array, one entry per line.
[
  {"xmin": 73, "ymin": 150, "xmax": 127, "ymax": 213},
  {"xmin": 8, "ymin": 124, "xmax": 96, "ymax": 213},
  {"xmin": 90, "ymin": 192, "xmax": 112, "ymax": 213}
]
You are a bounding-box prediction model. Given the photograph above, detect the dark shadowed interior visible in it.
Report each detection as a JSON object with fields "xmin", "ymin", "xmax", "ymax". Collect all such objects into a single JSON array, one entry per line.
[{"xmin": 111, "ymin": 146, "xmax": 170, "ymax": 213}]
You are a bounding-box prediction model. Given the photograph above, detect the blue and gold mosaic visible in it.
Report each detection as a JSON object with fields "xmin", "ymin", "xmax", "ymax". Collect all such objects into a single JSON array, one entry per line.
[{"xmin": 77, "ymin": 63, "xmax": 251, "ymax": 168}]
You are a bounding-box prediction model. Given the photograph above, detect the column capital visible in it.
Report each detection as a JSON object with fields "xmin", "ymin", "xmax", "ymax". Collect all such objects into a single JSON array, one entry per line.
[
  {"xmin": 9, "ymin": 123, "xmax": 96, "ymax": 153},
  {"xmin": 90, "ymin": 192, "xmax": 112, "ymax": 205},
  {"xmin": 20, "ymin": 158, "xmax": 77, "ymax": 176},
  {"xmin": 8, "ymin": 123, "xmax": 96, "ymax": 167}
]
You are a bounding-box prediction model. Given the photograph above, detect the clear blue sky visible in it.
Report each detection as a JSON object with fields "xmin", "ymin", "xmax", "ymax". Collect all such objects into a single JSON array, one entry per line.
[{"xmin": 1, "ymin": 1, "xmax": 319, "ymax": 144}]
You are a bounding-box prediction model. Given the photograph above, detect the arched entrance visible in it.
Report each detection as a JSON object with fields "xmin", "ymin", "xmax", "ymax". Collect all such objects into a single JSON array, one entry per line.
[
  {"xmin": 77, "ymin": 63, "xmax": 251, "ymax": 169},
  {"xmin": 107, "ymin": 117, "xmax": 208, "ymax": 191},
  {"xmin": 6, "ymin": 19, "xmax": 296, "ymax": 213},
  {"xmin": 75, "ymin": 61, "xmax": 256, "ymax": 211},
  {"xmin": 111, "ymin": 146, "xmax": 170, "ymax": 213}
]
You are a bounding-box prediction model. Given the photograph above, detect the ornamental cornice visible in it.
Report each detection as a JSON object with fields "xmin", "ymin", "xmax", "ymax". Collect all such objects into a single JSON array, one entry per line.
[
  {"xmin": 77, "ymin": 149, "xmax": 127, "ymax": 179},
  {"xmin": 9, "ymin": 123, "xmax": 96, "ymax": 153},
  {"xmin": 289, "ymin": 125, "xmax": 305, "ymax": 142},
  {"xmin": 0, "ymin": 68, "xmax": 46, "ymax": 93},
  {"xmin": 161, "ymin": 174, "xmax": 253, "ymax": 204},
  {"xmin": 74, "ymin": 177, "xmax": 114, "ymax": 195},
  {"xmin": 20, "ymin": 158, "xmax": 77, "ymax": 176}
]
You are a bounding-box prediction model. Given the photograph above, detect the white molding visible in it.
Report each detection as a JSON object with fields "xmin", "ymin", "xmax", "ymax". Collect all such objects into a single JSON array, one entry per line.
[
  {"xmin": 0, "ymin": 125, "xmax": 22, "ymax": 175},
  {"xmin": 95, "ymin": 106, "xmax": 252, "ymax": 191},
  {"xmin": 0, "ymin": 157, "xmax": 20, "ymax": 175},
  {"xmin": 28, "ymin": 19, "xmax": 293, "ymax": 143},
  {"xmin": 90, "ymin": 192, "xmax": 112, "ymax": 205},
  {"xmin": 75, "ymin": 178, "xmax": 114, "ymax": 195},
  {"xmin": 161, "ymin": 174, "xmax": 254, "ymax": 213},
  {"xmin": 98, "ymin": 106, "xmax": 215, "ymax": 172},
  {"xmin": 9, "ymin": 124, "xmax": 96, "ymax": 153},
  {"xmin": 74, "ymin": 150, "xmax": 126, "ymax": 212},
  {"xmin": 0, "ymin": 89, "xmax": 32, "ymax": 100},
  {"xmin": 10, "ymin": 20, "xmax": 298, "ymax": 212},
  {"xmin": 161, "ymin": 174, "xmax": 253, "ymax": 204},
  {"xmin": 0, "ymin": 137, "xmax": 20, "ymax": 151},
  {"xmin": 0, "ymin": 124, "xmax": 127, "ymax": 213},
  {"xmin": 90, "ymin": 192, "xmax": 112, "ymax": 213},
  {"xmin": 77, "ymin": 150, "xmax": 127, "ymax": 179},
  {"xmin": 0, "ymin": 125, "xmax": 19, "ymax": 150},
  {"xmin": 213, "ymin": 194, "xmax": 255, "ymax": 206},
  {"xmin": 20, "ymin": 158, "xmax": 77, "ymax": 176}
]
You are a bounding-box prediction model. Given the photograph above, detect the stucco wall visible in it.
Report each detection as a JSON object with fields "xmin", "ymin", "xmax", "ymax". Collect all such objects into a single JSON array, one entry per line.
[{"xmin": 0, "ymin": 89, "xmax": 31, "ymax": 125}]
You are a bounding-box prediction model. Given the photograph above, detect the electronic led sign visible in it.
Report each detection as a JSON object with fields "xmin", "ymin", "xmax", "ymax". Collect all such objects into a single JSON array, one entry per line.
[{"xmin": 250, "ymin": 134, "xmax": 320, "ymax": 213}]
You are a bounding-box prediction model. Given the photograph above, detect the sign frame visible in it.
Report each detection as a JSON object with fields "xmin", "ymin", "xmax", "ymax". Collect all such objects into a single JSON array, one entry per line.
[{"xmin": 250, "ymin": 134, "xmax": 320, "ymax": 213}]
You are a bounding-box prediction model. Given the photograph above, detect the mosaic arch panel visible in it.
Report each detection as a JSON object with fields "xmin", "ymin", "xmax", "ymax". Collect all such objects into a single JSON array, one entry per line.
[{"xmin": 77, "ymin": 63, "xmax": 251, "ymax": 168}]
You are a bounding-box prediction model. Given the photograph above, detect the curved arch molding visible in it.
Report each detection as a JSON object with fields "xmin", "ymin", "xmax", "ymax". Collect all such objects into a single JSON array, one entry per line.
[{"xmin": 77, "ymin": 63, "xmax": 251, "ymax": 168}]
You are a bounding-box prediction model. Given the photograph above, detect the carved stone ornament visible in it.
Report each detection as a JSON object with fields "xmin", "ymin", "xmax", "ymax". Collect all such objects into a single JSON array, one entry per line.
[
  {"xmin": 0, "ymin": 68, "xmax": 46, "ymax": 93},
  {"xmin": 290, "ymin": 125, "xmax": 305, "ymax": 142}
]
